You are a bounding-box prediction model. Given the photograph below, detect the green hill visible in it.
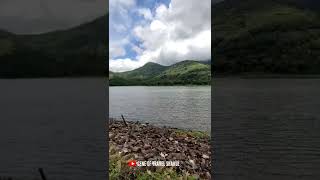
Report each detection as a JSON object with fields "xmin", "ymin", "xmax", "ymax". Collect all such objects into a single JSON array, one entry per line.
[
  {"xmin": 213, "ymin": 0, "xmax": 320, "ymax": 74},
  {"xmin": 119, "ymin": 62, "xmax": 168, "ymax": 79},
  {"xmin": 0, "ymin": 16, "xmax": 107, "ymax": 78},
  {"xmin": 109, "ymin": 60, "xmax": 211, "ymax": 86}
]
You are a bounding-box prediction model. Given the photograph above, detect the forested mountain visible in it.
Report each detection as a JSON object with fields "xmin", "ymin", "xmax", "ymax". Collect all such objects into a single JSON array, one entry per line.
[
  {"xmin": 109, "ymin": 60, "xmax": 211, "ymax": 86},
  {"xmin": 0, "ymin": 16, "xmax": 107, "ymax": 78},
  {"xmin": 213, "ymin": 0, "xmax": 320, "ymax": 74}
]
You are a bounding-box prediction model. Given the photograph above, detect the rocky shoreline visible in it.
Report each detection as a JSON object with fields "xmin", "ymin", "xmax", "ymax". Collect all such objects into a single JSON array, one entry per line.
[{"xmin": 109, "ymin": 119, "xmax": 211, "ymax": 179}]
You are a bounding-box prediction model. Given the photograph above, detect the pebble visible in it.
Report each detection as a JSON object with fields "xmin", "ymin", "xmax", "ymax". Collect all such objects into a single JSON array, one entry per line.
[
  {"xmin": 109, "ymin": 120, "xmax": 211, "ymax": 179},
  {"xmin": 202, "ymin": 154, "xmax": 210, "ymax": 159}
]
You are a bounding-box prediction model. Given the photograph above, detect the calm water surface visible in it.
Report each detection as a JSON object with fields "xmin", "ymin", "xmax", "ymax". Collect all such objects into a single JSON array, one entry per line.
[
  {"xmin": 109, "ymin": 86, "xmax": 211, "ymax": 132},
  {"xmin": 213, "ymin": 78, "xmax": 320, "ymax": 180},
  {"xmin": 0, "ymin": 79, "xmax": 107, "ymax": 180}
]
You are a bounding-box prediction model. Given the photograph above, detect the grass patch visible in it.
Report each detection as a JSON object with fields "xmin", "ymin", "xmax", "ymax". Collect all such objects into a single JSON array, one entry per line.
[
  {"xmin": 136, "ymin": 170, "xmax": 198, "ymax": 180},
  {"xmin": 109, "ymin": 144, "xmax": 199, "ymax": 180},
  {"xmin": 109, "ymin": 144, "xmax": 133, "ymax": 179}
]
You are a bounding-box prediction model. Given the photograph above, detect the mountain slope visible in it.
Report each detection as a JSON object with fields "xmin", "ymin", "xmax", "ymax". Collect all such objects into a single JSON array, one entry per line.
[
  {"xmin": 213, "ymin": 0, "xmax": 320, "ymax": 74},
  {"xmin": 109, "ymin": 60, "xmax": 211, "ymax": 86},
  {"xmin": 152, "ymin": 61, "xmax": 211, "ymax": 84},
  {"xmin": 119, "ymin": 62, "xmax": 168, "ymax": 79},
  {"xmin": 0, "ymin": 15, "xmax": 107, "ymax": 78}
]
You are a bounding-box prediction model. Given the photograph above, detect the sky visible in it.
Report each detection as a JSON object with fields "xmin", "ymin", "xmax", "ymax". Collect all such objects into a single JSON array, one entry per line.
[
  {"xmin": 109, "ymin": 0, "xmax": 211, "ymax": 72},
  {"xmin": 0, "ymin": 0, "xmax": 107, "ymax": 34}
]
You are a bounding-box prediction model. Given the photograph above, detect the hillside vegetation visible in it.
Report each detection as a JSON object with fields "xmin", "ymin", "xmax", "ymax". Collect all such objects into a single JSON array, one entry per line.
[
  {"xmin": 109, "ymin": 60, "xmax": 211, "ymax": 86},
  {"xmin": 213, "ymin": 0, "xmax": 320, "ymax": 74},
  {"xmin": 0, "ymin": 16, "xmax": 107, "ymax": 78}
]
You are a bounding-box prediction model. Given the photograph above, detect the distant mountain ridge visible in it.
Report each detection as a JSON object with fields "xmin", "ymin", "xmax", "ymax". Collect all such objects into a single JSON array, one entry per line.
[
  {"xmin": 109, "ymin": 60, "xmax": 211, "ymax": 86},
  {"xmin": 0, "ymin": 15, "xmax": 107, "ymax": 78},
  {"xmin": 120, "ymin": 62, "xmax": 168, "ymax": 79}
]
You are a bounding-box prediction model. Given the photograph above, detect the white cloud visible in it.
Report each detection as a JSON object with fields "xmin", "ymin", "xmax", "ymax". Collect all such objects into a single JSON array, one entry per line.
[
  {"xmin": 109, "ymin": 38, "xmax": 129, "ymax": 58},
  {"xmin": 150, "ymin": 20, "xmax": 167, "ymax": 31},
  {"xmin": 109, "ymin": 0, "xmax": 135, "ymax": 9},
  {"xmin": 137, "ymin": 8, "xmax": 153, "ymax": 20},
  {"xmin": 109, "ymin": 0, "xmax": 136, "ymax": 59},
  {"xmin": 110, "ymin": 58, "xmax": 147, "ymax": 72},
  {"xmin": 155, "ymin": 4, "xmax": 168, "ymax": 19},
  {"xmin": 131, "ymin": 44, "xmax": 144, "ymax": 55},
  {"xmin": 113, "ymin": 23, "xmax": 126, "ymax": 33},
  {"xmin": 109, "ymin": 46, "xmax": 126, "ymax": 58},
  {"xmin": 109, "ymin": 0, "xmax": 135, "ymax": 33},
  {"xmin": 110, "ymin": 0, "xmax": 211, "ymax": 72}
]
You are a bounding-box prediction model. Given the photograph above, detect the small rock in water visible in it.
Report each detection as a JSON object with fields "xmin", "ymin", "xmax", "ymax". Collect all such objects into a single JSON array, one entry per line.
[
  {"xmin": 145, "ymin": 153, "xmax": 154, "ymax": 159},
  {"xmin": 143, "ymin": 143, "xmax": 151, "ymax": 149},
  {"xmin": 189, "ymin": 159, "xmax": 197, "ymax": 169},
  {"xmin": 202, "ymin": 154, "xmax": 209, "ymax": 159},
  {"xmin": 201, "ymin": 159, "xmax": 207, "ymax": 168},
  {"xmin": 160, "ymin": 152, "xmax": 168, "ymax": 158},
  {"xmin": 172, "ymin": 153, "xmax": 184, "ymax": 160},
  {"xmin": 157, "ymin": 147, "xmax": 164, "ymax": 152},
  {"xmin": 109, "ymin": 120, "xmax": 210, "ymax": 178},
  {"xmin": 122, "ymin": 148, "xmax": 129, "ymax": 153},
  {"xmin": 206, "ymin": 172, "xmax": 211, "ymax": 179},
  {"xmin": 123, "ymin": 142, "xmax": 128, "ymax": 148},
  {"xmin": 132, "ymin": 147, "xmax": 140, "ymax": 152},
  {"xmin": 190, "ymin": 151, "xmax": 196, "ymax": 157},
  {"xmin": 109, "ymin": 133, "xmax": 115, "ymax": 139}
]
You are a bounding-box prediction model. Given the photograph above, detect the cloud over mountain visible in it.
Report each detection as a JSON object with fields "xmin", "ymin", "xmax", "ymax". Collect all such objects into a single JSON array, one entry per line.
[{"xmin": 110, "ymin": 0, "xmax": 211, "ymax": 72}]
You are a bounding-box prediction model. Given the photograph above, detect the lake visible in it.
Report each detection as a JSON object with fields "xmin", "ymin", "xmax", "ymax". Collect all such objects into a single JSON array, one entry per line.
[
  {"xmin": 213, "ymin": 78, "xmax": 320, "ymax": 180},
  {"xmin": 109, "ymin": 86, "xmax": 211, "ymax": 132},
  {"xmin": 0, "ymin": 79, "xmax": 107, "ymax": 180},
  {"xmin": 3, "ymin": 78, "xmax": 319, "ymax": 179}
]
